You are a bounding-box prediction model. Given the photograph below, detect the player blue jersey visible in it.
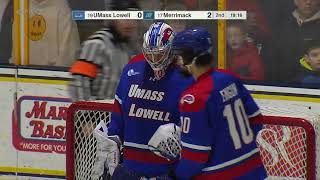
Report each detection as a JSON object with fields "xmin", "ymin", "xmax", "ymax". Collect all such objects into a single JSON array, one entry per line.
[
  {"xmin": 108, "ymin": 54, "xmax": 193, "ymax": 177},
  {"xmin": 175, "ymin": 68, "xmax": 266, "ymax": 180}
]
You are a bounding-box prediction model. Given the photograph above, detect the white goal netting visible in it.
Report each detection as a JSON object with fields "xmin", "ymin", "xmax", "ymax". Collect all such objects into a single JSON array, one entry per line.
[
  {"xmin": 256, "ymin": 100, "xmax": 320, "ymax": 180},
  {"xmin": 66, "ymin": 101, "xmax": 113, "ymax": 180}
]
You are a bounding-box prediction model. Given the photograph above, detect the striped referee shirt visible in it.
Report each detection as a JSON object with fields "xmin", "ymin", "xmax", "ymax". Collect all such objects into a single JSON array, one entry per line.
[{"xmin": 69, "ymin": 27, "xmax": 130, "ymax": 101}]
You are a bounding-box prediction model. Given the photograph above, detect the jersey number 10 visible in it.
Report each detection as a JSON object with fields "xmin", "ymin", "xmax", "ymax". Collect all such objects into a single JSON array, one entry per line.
[{"xmin": 223, "ymin": 98, "xmax": 254, "ymax": 149}]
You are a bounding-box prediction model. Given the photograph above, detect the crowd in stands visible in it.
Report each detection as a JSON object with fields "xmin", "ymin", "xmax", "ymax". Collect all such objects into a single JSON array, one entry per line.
[
  {"xmin": 226, "ymin": 0, "xmax": 320, "ymax": 86},
  {"xmin": 0, "ymin": 0, "xmax": 319, "ymax": 86}
]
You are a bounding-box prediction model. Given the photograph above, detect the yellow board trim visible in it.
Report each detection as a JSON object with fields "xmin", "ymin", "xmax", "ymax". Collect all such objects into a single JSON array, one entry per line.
[
  {"xmin": 0, "ymin": 166, "xmax": 65, "ymax": 176},
  {"xmin": 1, "ymin": 76, "xmax": 319, "ymax": 103},
  {"xmin": 252, "ymin": 94, "xmax": 320, "ymax": 103},
  {"xmin": 0, "ymin": 77, "xmax": 69, "ymax": 85},
  {"xmin": 0, "ymin": 77, "xmax": 16, "ymax": 82},
  {"xmin": 217, "ymin": 0, "xmax": 226, "ymax": 69},
  {"xmin": 1, "ymin": 76, "xmax": 320, "ymax": 103},
  {"xmin": 24, "ymin": 0, "xmax": 30, "ymax": 65},
  {"xmin": 17, "ymin": 78, "xmax": 69, "ymax": 85},
  {"xmin": 13, "ymin": 0, "xmax": 21, "ymax": 65}
]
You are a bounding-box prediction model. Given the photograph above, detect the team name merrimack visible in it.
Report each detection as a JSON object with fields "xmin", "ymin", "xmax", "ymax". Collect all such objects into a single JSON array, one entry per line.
[{"xmin": 128, "ymin": 84, "xmax": 164, "ymax": 101}]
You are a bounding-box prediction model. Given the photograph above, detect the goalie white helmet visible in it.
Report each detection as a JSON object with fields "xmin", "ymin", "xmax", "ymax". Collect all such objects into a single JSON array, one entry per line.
[
  {"xmin": 148, "ymin": 123, "xmax": 181, "ymax": 160},
  {"xmin": 142, "ymin": 22, "xmax": 175, "ymax": 80}
]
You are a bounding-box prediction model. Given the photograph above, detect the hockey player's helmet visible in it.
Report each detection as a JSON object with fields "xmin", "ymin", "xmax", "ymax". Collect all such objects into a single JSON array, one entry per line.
[
  {"xmin": 172, "ymin": 27, "xmax": 213, "ymax": 65},
  {"xmin": 142, "ymin": 22, "xmax": 175, "ymax": 71}
]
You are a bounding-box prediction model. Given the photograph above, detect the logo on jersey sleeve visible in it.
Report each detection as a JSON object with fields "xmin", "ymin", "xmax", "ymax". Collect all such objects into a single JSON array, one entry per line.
[
  {"xmin": 127, "ymin": 69, "xmax": 140, "ymax": 77},
  {"xmin": 180, "ymin": 94, "xmax": 195, "ymax": 105}
]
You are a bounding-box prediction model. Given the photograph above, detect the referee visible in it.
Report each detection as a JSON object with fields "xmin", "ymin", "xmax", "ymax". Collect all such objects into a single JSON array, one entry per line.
[{"xmin": 69, "ymin": 0, "xmax": 140, "ymax": 101}]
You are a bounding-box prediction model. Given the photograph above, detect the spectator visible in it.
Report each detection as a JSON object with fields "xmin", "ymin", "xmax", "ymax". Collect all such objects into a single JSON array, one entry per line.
[
  {"xmin": 0, "ymin": 0, "xmax": 12, "ymax": 63},
  {"xmin": 263, "ymin": 0, "xmax": 320, "ymax": 82},
  {"xmin": 183, "ymin": 0, "xmax": 198, "ymax": 10},
  {"xmin": 296, "ymin": 40, "xmax": 320, "ymax": 85},
  {"xmin": 67, "ymin": 0, "xmax": 105, "ymax": 42},
  {"xmin": 69, "ymin": 0, "xmax": 139, "ymax": 101},
  {"xmin": 182, "ymin": 0, "xmax": 218, "ymax": 67},
  {"xmin": 29, "ymin": 0, "xmax": 80, "ymax": 67},
  {"xmin": 227, "ymin": 21, "xmax": 265, "ymax": 80},
  {"xmin": 258, "ymin": 0, "xmax": 294, "ymax": 33},
  {"xmin": 227, "ymin": 0, "xmax": 270, "ymax": 44},
  {"xmin": 165, "ymin": 1, "xmax": 187, "ymax": 32},
  {"xmin": 0, "ymin": 0, "xmax": 9, "ymax": 31}
]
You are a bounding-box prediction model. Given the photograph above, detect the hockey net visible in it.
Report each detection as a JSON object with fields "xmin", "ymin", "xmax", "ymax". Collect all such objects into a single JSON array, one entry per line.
[
  {"xmin": 66, "ymin": 101, "xmax": 113, "ymax": 180},
  {"xmin": 254, "ymin": 102, "xmax": 320, "ymax": 180},
  {"xmin": 66, "ymin": 100, "xmax": 320, "ymax": 180}
]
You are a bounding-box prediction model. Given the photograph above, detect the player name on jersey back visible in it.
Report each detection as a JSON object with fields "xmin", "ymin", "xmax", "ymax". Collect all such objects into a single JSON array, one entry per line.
[{"xmin": 220, "ymin": 83, "xmax": 238, "ymax": 102}]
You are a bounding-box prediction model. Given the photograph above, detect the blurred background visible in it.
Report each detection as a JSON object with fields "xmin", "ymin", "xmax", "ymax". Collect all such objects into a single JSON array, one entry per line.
[
  {"xmin": 0, "ymin": 1, "xmax": 320, "ymax": 179},
  {"xmin": 1, "ymin": 0, "xmax": 319, "ymax": 86}
]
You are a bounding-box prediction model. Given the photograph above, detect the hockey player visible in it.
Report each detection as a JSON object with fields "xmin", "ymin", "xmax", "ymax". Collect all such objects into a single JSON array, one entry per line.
[
  {"xmin": 171, "ymin": 27, "xmax": 267, "ymax": 179},
  {"xmin": 107, "ymin": 22, "xmax": 192, "ymax": 180},
  {"xmin": 69, "ymin": 0, "xmax": 139, "ymax": 101}
]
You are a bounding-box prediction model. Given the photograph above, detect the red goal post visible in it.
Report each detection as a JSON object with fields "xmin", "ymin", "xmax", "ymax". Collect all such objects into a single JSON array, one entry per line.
[
  {"xmin": 253, "ymin": 116, "xmax": 316, "ymax": 180},
  {"xmin": 66, "ymin": 101, "xmax": 319, "ymax": 180},
  {"xmin": 66, "ymin": 101, "xmax": 114, "ymax": 180},
  {"xmin": 255, "ymin": 104, "xmax": 320, "ymax": 180}
]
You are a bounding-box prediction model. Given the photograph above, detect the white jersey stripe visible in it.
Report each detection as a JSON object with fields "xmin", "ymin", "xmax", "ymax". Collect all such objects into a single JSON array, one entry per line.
[
  {"xmin": 124, "ymin": 141, "xmax": 149, "ymax": 150},
  {"xmin": 115, "ymin": 95, "xmax": 122, "ymax": 104},
  {"xmin": 202, "ymin": 148, "xmax": 259, "ymax": 171},
  {"xmin": 182, "ymin": 141, "xmax": 212, "ymax": 151},
  {"xmin": 248, "ymin": 110, "xmax": 261, "ymax": 118},
  {"xmin": 87, "ymin": 43, "xmax": 99, "ymax": 62}
]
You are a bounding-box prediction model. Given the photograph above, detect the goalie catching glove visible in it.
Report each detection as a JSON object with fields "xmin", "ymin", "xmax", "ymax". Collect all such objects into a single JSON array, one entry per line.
[
  {"xmin": 92, "ymin": 121, "xmax": 121, "ymax": 178},
  {"xmin": 148, "ymin": 123, "xmax": 182, "ymax": 160}
]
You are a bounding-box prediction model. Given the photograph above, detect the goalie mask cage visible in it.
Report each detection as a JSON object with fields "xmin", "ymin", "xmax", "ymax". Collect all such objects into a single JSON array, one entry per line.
[{"xmin": 66, "ymin": 101, "xmax": 320, "ymax": 180}]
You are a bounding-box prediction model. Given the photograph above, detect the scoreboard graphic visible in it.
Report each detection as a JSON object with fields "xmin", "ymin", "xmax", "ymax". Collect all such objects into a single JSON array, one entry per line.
[{"xmin": 72, "ymin": 11, "xmax": 247, "ymax": 20}]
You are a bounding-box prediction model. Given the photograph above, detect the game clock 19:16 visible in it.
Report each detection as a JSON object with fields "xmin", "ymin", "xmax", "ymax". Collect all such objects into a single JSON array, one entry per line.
[{"xmin": 230, "ymin": 12, "xmax": 243, "ymax": 18}]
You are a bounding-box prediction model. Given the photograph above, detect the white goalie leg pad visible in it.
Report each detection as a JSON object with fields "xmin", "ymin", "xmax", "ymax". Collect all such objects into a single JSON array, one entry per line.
[
  {"xmin": 148, "ymin": 123, "xmax": 181, "ymax": 160},
  {"xmin": 92, "ymin": 121, "xmax": 120, "ymax": 178},
  {"xmin": 104, "ymin": 135, "xmax": 120, "ymax": 175}
]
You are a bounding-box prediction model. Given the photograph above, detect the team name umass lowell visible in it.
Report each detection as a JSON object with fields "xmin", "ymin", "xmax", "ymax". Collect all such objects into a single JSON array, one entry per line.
[
  {"xmin": 128, "ymin": 84, "xmax": 170, "ymax": 122},
  {"xmin": 89, "ymin": 12, "xmax": 131, "ymax": 18}
]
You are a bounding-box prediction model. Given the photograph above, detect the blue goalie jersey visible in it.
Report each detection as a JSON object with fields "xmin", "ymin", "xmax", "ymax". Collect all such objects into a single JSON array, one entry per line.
[
  {"xmin": 175, "ymin": 69, "xmax": 267, "ymax": 180},
  {"xmin": 108, "ymin": 54, "xmax": 192, "ymax": 177}
]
